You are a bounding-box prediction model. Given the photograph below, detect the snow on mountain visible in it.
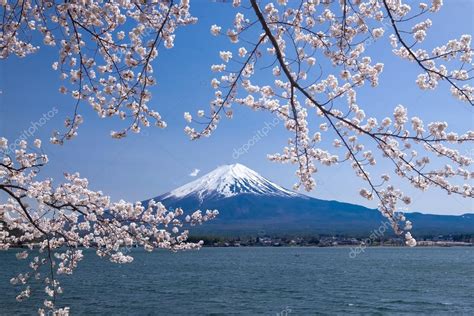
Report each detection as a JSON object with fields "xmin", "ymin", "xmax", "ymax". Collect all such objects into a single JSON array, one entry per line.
[{"xmin": 161, "ymin": 163, "xmax": 300, "ymax": 202}]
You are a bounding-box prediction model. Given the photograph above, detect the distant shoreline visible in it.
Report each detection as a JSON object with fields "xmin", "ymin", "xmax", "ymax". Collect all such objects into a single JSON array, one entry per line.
[{"xmin": 4, "ymin": 244, "xmax": 473, "ymax": 250}]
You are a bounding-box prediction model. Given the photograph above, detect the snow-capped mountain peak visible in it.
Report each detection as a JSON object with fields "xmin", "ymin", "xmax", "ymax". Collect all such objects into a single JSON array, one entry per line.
[{"xmin": 161, "ymin": 163, "xmax": 299, "ymax": 201}]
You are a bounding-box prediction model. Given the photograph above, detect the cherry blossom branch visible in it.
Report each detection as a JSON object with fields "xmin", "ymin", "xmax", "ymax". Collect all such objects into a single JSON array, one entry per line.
[
  {"xmin": 186, "ymin": 0, "xmax": 473, "ymax": 248},
  {"xmin": 1, "ymin": 0, "xmax": 197, "ymax": 143},
  {"xmin": 0, "ymin": 137, "xmax": 218, "ymax": 314},
  {"xmin": 382, "ymin": 0, "xmax": 473, "ymax": 105}
]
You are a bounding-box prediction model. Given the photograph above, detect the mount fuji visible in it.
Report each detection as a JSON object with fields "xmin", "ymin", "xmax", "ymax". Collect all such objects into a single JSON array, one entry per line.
[
  {"xmin": 160, "ymin": 163, "xmax": 301, "ymax": 202},
  {"xmin": 146, "ymin": 164, "xmax": 474, "ymax": 236}
]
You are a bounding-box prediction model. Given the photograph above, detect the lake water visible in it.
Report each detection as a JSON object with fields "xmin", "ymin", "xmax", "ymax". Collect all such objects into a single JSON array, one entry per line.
[{"xmin": 0, "ymin": 247, "xmax": 473, "ymax": 315}]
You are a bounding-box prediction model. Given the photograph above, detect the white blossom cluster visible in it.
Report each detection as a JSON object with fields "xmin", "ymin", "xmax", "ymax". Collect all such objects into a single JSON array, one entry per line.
[
  {"xmin": 393, "ymin": 31, "xmax": 472, "ymax": 103},
  {"xmin": 381, "ymin": 0, "xmax": 473, "ymax": 103},
  {"xmin": 0, "ymin": 137, "xmax": 218, "ymax": 315},
  {"xmin": 185, "ymin": 0, "xmax": 473, "ymax": 245},
  {"xmin": 1, "ymin": 0, "xmax": 197, "ymax": 143}
]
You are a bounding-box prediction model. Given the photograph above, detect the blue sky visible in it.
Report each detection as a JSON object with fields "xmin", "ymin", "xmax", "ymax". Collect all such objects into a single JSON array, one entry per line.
[{"xmin": 1, "ymin": 1, "xmax": 473, "ymax": 215}]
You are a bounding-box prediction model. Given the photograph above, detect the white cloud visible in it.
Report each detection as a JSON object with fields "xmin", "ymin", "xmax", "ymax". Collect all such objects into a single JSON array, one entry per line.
[{"xmin": 189, "ymin": 168, "xmax": 200, "ymax": 177}]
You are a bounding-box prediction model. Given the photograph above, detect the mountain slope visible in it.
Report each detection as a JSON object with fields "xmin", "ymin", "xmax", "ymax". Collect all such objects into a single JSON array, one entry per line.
[{"xmin": 147, "ymin": 164, "xmax": 474, "ymax": 236}]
